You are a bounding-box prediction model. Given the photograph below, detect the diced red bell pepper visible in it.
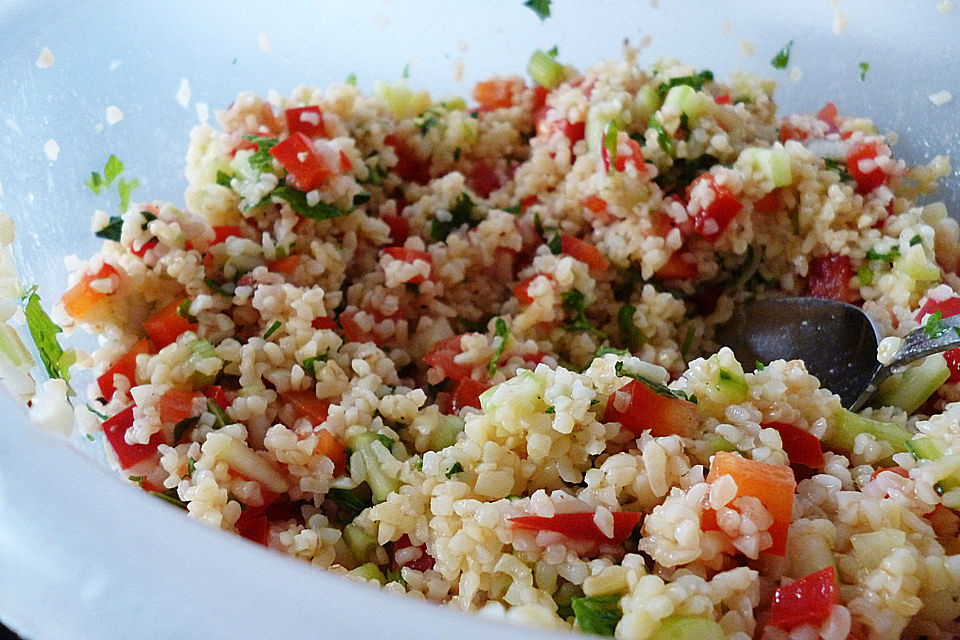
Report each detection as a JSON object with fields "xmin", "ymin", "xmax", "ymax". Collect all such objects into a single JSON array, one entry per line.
[
  {"xmin": 807, "ymin": 254, "xmax": 855, "ymax": 303},
  {"xmin": 383, "ymin": 247, "xmax": 432, "ymax": 283},
  {"xmin": 817, "ymin": 102, "xmax": 839, "ymax": 129},
  {"xmin": 267, "ymin": 254, "xmax": 301, "ymax": 274},
  {"xmin": 846, "ymin": 141, "xmax": 888, "ymax": 195},
  {"xmin": 268, "ymin": 132, "xmax": 335, "ymax": 192},
  {"xmin": 691, "ymin": 174, "xmax": 743, "ymax": 242},
  {"xmin": 473, "ymin": 79, "xmax": 518, "ymax": 111},
  {"xmin": 763, "ymin": 421, "xmax": 824, "ymax": 469},
  {"xmin": 311, "ymin": 316, "xmax": 338, "ymax": 331},
  {"xmin": 560, "ymin": 233, "xmax": 609, "ymax": 273},
  {"xmin": 514, "ymin": 273, "xmax": 554, "ymax": 305},
  {"xmin": 705, "ymin": 451, "xmax": 796, "ymax": 555},
  {"xmin": 754, "ymin": 189, "xmax": 781, "ymax": 213},
  {"xmin": 284, "ymin": 106, "xmax": 326, "ymax": 139},
  {"xmin": 769, "ymin": 566, "xmax": 840, "ymax": 630},
  {"xmin": 97, "ymin": 337, "xmax": 154, "ymax": 401},
  {"xmin": 235, "ymin": 512, "xmax": 270, "ymax": 546},
  {"xmin": 655, "ymin": 251, "xmax": 699, "ymax": 280},
  {"xmin": 316, "ymin": 428, "xmax": 347, "ymax": 474},
  {"xmin": 203, "ymin": 385, "xmax": 230, "ymax": 409},
  {"xmin": 62, "ymin": 264, "xmax": 119, "ymax": 320},
  {"xmin": 159, "ymin": 388, "xmax": 201, "ymax": 424},
  {"xmin": 393, "ymin": 534, "xmax": 436, "ymax": 572},
  {"xmin": 453, "ymin": 377, "xmax": 491, "ymax": 412},
  {"xmin": 131, "ymin": 238, "xmax": 158, "ymax": 258},
  {"xmin": 283, "ymin": 390, "xmax": 330, "ymax": 425},
  {"xmin": 144, "ymin": 299, "xmax": 198, "ymax": 349},
  {"xmin": 714, "ymin": 94, "xmax": 732, "ymax": 105},
  {"xmin": 424, "ymin": 335, "xmax": 475, "ymax": 381},
  {"xmin": 384, "ymin": 134, "xmax": 431, "ymax": 185},
  {"xmin": 212, "ymin": 225, "xmax": 244, "ymax": 245},
  {"xmin": 509, "ymin": 512, "xmax": 642, "ymax": 545},
  {"xmin": 381, "ymin": 214, "xmax": 410, "ymax": 247},
  {"xmin": 604, "ymin": 379, "xmax": 700, "ymax": 438},
  {"xmin": 102, "ymin": 405, "xmax": 166, "ymax": 469},
  {"xmin": 467, "ymin": 159, "xmax": 501, "ymax": 198},
  {"xmin": 915, "ymin": 297, "xmax": 960, "ymax": 382}
]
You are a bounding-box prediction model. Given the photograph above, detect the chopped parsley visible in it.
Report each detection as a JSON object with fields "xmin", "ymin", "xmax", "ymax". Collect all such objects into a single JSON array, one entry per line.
[
  {"xmin": 822, "ymin": 157, "xmax": 851, "ymax": 181},
  {"xmin": 524, "ymin": 0, "xmax": 551, "ymax": 20},
  {"xmin": 924, "ymin": 310, "xmax": 950, "ymax": 338},
  {"xmin": 272, "ymin": 185, "xmax": 349, "ymax": 221},
  {"xmin": 207, "ymin": 398, "xmax": 232, "ymax": 429},
  {"xmin": 117, "ymin": 178, "xmax": 138, "ymax": 212},
  {"xmin": 445, "ymin": 461, "xmax": 464, "ymax": 478},
  {"xmin": 910, "ymin": 234, "xmax": 923, "ymax": 246},
  {"xmin": 263, "ymin": 320, "xmax": 282, "ymax": 339},
  {"xmin": 615, "ymin": 361, "xmax": 695, "ymax": 403},
  {"xmin": 94, "ymin": 216, "xmax": 124, "ymax": 241},
  {"xmin": 858, "ymin": 265, "xmax": 874, "ymax": 286},
  {"xmin": 345, "ymin": 73, "xmax": 357, "ymax": 86},
  {"xmin": 571, "ymin": 594, "xmax": 622, "ymax": 636},
  {"xmin": 352, "ymin": 192, "xmax": 371, "ymax": 206},
  {"xmin": 203, "ymin": 277, "xmax": 234, "ymax": 296},
  {"xmin": 215, "ymin": 170, "xmax": 234, "ymax": 187},
  {"xmin": 771, "ymin": 40, "xmax": 794, "ymax": 69},
  {"xmin": 617, "ymin": 304, "xmax": 642, "ymax": 351},
  {"xmin": 755, "ymin": 360, "xmax": 765, "ymax": 371},
  {"xmin": 859, "ymin": 61, "xmax": 870, "ymax": 81},
  {"xmin": 415, "ymin": 111, "xmax": 439, "ymax": 134},
  {"xmin": 85, "ymin": 433, "xmax": 95, "ymax": 441},
  {"xmin": 183, "ymin": 456, "xmax": 196, "ymax": 480},
  {"xmin": 681, "ymin": 324, "xmax": 696, "ymax": 362},
  {"xmin": 85, "ymin": 155, "xmax": 124, "ymax": 194},
  {"xmin": 866, "ymin": 245, "xmax": 901, "ymax": 262},
  {"xmin": 376, "ymin": 434, "xmax": 395, "ymax": 450},
  {"xmin": 561, "ymin": 290, "xmax": 604, "ymax": 337},
  {"xmin": 172, "ymin": 415, "xmax": 199, "ymax": 445},
  {"xmin": 303, "ymin": 353, "xmax": 328, "ymax": 377},
  {"xmin": 151, "ymin": 488, "xmax": 188, "ymax": 510},
  {"xmin": 177, "ymin": 299, "xmax": 197, "ymax": 323},
  {"xmin": 22, "ymin": 290, "xmax": 69, "ymax": 381},
  {"xmin": 243, "ymin": 134, "xmax": 280, "ymax": 172},
  {"xmin": 328, "ymin": 487, "xmax": 371, "ymax": 516},
  {"xmin": 358, "ymin": 161, "xmax": 387, "ymax": 186},
  {"xmin": 430, "ymin": 192, "xmax": 480, "ymax": 241},
  {"xmin": 653, "ymin": 154, "xmax": 720, "ymax": 195},
  {"xmin": 655, "ymin": 70, "xmax": 714, "ymax": 100},
  {"xmin": 487, "ymin": 317, "xmax": 510, "ymax": 376},
  {"xmin": 602, "ymin": 122, "xmax": 619, "ymax": 174},
  {"xmin": 86, "ymin": 405, "xmax": 108, "ymax": 420},
  {"xmin": 545, "ymin": 406, "xmax": 556, "ymax": 414}
]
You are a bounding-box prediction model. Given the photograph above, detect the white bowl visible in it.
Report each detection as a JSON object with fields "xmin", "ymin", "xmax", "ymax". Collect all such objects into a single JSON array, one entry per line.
[{"xmin": 1, "ymin": 1, "xmax": 958, "ymax": 638}]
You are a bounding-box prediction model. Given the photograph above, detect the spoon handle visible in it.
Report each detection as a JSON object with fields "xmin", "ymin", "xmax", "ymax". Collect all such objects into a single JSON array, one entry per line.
[{"xmin": 849, "ymin": 313, "xmax": 960, "ymax": 411}]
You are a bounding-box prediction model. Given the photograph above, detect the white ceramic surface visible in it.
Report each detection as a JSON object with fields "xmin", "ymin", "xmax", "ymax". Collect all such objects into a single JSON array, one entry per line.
[{"xmin": 0, "ymin": 1, "xmax": 957, "ymax": 638}]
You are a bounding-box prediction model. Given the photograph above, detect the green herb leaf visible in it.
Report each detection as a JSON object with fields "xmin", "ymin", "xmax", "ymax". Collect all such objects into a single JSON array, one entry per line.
[
  {"xmin": 184, "ymin": 456, "xmax": 196, "ymax": 479},
  {"xmin": 328, "ymin": 487, "xmax": 371, "ymax": 516},
  {"xmin": 645, "ymin": 115, "xmax": 674, "ymax": 156},
  {"xmin": 375, "ymin": 433, "xmax": 395, "ymax": 450},
  {"xmin": 571, "ymin": 594, "xmax": 622, "ymax": 636},
  {"xmin": 215, "ymin": 170, "xmax": 234, "ymax": 187},
  {"xmin": 617, "ymin": 304, "xmax": 641, "ymax": 351},
  {"xmin": 346, "ymin": 73, "xmax": 357, "ymax": 86},
  {"xmin": 244, "ymin": 134, "xmax": 280, "ymax": 172},
  {"xmin": 545, "ymin": 406, "xmax": 556, "ymax": 414},
  {"xmin": 857, "ymin": 264, "xmax": 873, "ymax": 286},
  {"xmin": 523, "ymin": 0, "xmax": 551, "ymax": 20},
  {"xmin": 602, "ymin": 121, "xmax": 619, "ymax": 174},
  {"xmin": 95, "ymin": 215, "xmax": 124, "ymax": 241},
  {"xmin": 681, "ymin": 324, "xmax": 696, "ymax": 362},
  {"xmin": 653, "ymin": 154, "xmax": 719, "ymax": 195},
  {"xmin": 755, "ymin": 360, "xmax": 765, "ymax": 371},
  {"xmin": 561, "ymin": 290, "xmax": 605, "ymax": 337},
  {"xmin": 272, "ymin": 185, "xmax": 350, "ymax": 221},
  {"xmin": 859, "ymin": 61, "xmax": 870, "ymax": 81},
  {"xmin": 22, "ymin": 290, "xmax": 69, "ymax": 381},
  {"xmin": 117, "ymin": 178, "xmax": 138, "ymax": 212},
  {"xmin": 614, "ymin": 361, "xmax": 693, "ymax": 402},
  {"xmin": 150, "ymin": 488, "xmax": 188, "ymax": 510},
  {"xmin": 771, "ymin": 40, "xmax": 794, "ymax": 69},
  {"xmin": 822, "ymin": 157, "xmax": 852, "ymax": 181},
  {"xmin": 910, "ymin": 234, "xmax": 922, "ymax": 246},
  {"xmin": 263, "ymin": 320, "xmax": 282, "ymax": 339},
  {"xmin": 172, "ymin": 415, "xmax": 199, "ymax": 445},
  {"xmin": 924, "ymin": 310, "xmax": 950, "ymax": 338},
  {"xmin": 656, "ymin": 70, "xmax": 714, "ymax": 100},
  {"xmin": 504, "ymin": 203, "xmax": 522, "ymax": 215},
  {"xmin": 487, "ymin": 317, "xmax": 510, "ymax": 376},
  {"xmin": 85, "ymin": 433, "xmax": 95, "ymax": 441},
  {"xmin": 430, "ymin": 192, "xmax": 479, "ymax": 241},
  {"xmin": 207, "ymin": 398, "xmax": 232, "ymax": 429},
  {"xmin": 358, "ymin": 162, "xmax": 387, "ymax": 186},
  {"xmin": 353, "ymin": 192, "xmax": 371, "ymax": 206},
  {"xmin": 86, "ymin": 404, "xmax": 108, "ymax": 420},
  {"xmin": 177, "ymin": 299, "xmax": 197, "ymax": 323},
  {"xmin": 445, "ymin": 461, "xmax": 463, "ymax": 478},
  {"xmin": 303, "ymin": 353, "xmax": 328, "ymax": 378},
  {"xmin": 547, "ymin": 232, "xmax": 562, "ymax": 255},
  {"xmin": 866, "ymin": 245, "xmax": 901, "ymax": 262},
  {"xmin": 203, "ymin": 277, "xmax": 234, "ymax": 296},
  {"xmin": 104, "ymin": 155, "xmax": 123, "ymax": 183},
  {"xmin": 86, "ymin": 172, "xmax": 105, "ymax": 195}
]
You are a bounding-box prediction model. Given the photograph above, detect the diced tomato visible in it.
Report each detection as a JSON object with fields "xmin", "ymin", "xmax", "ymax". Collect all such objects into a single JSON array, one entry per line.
[
  {"xmin": 467, "ymin": 159, "xmax": 501, "ymax": 198},
  {"xmin": 655, "ymin": 251, "xmax": 699, "ymax": 280},
  {"xmin": 268, "ymin": 132, "xmax": 336, "ymax": 192},
  {"xmin": 537, "ymin": 117, "xmax": 586, "ymax": 145},
  {"xmin": 230, "ymin": 138, "xmax": 259, "ymax": 158},
  {"xmin": 267, "ymin": 254, "xmax": 301, "ymax": 274},
  {"xmin": 763, "ymin": 421, "xmax": 824, "ymax": 469},
  {"xmin": 283, "ymin": 390, "xmax": 330, "ymax": 425},
  {"xmin": 159, "ymin": 388, "xmax": 200, "ymax": 424},
  {"xmin": 311, "ymin": 317, "xmax": 338, "ymax": 331},
  {"xmin": 97, "ymin": 337, "xmax": 154, "ymax": 401},
  {"xmin": 453, "ymin": 377, "xmax": 490, "ymax": 412},
  {"xmin": 394, "ymin": 534, "xmax": 436, "ymax": 572},
  {"xmin": 520, "ymin": 195, "xmax": 538, "ymax": 213},
  {"xmin": 581, "ymin": 195, "xmax": 607, "ymax": 215},
  {"xmin": 754, "ymin": 189, "xmax": 781, "ymax": 213},
  {"xmin": 339, "ymin": 310, "xmax": 374, "ymax": 344},
  {"xmin": 284, "ymin": 106, "xmax": 326, "ymax": 139},
  {"xmin": 531, "ymin": 85, "xmax": 549, "ymax": 111},
  {"xmin": 513, "ymin": 273, "xmax": 554, "ymax": 305},
  {"xmin": 235, "ymin": 512, "xmax": 270, "ymax": 546},
  {"xmin": 559, "ymin": 233, "xmax": 609, "ymax": 273},
  {"xmin": 102, "ymin": 406, "xmax": 166, "ymax": 469},
  {"xmin": 384, "ymin": 134, "xmax": 430, "ymax": 185},
  {"xmin": 203, "ymin": 385, "xmax": 229, "ymax": 409},
  {"xmin": 817, "ymin": 102, "xmax": 839, "ymax": 129},
  {"xmin": 509, "ymin": 512, "xmax": 642, "ymax": 545},
  {"xmin": 691, "ymin": 174, "xmax": 743, "ymax": 242},
  {"xmin": 339, "ymin": 151, "xmax": 352, "ymax": 173},
  {"xmin": 212, "ymin": 225, "xmax": 244, "ymax": 245},
  {"xmin": 258, "ymin": 103, "xmax": 282, "ymax": 135},
  {"xmin": 614, "ymin": 136, "xmax": 646, "ymax": 173},
  {"xmin": 316, "ymin": 428, "xmax": 347, "ymax": 474},
  {"xmin": 714, "ymin": 94, "xmax": 732, "ymax": 105},
  {"xmin": 807, "ymin": 253, "xmax": 855, "ymax": 303},
  {"xmin": 424, "ymin": 335, "xmax": 474, "ymax": 381},
  {"xmin": 769, "ymin": 566, "xmax": 840, "ymax": 631},
  {"xmin": 779, "ymin": 122, "xmax": 808, "ymax": 143},
  {"xmin": 846, "ymin": 141, "xmax": 888, "ymax": 195},
  {"xmin": 604, "ymin": 379, "xmax": 700, "ymax": 438},
  {"xmin": 62, "ymin": 264, "xmax": 119, "ymax": 320},
  {"xmin": 144, "ymin": 299, "xmax": 198, "ymax": 349},
  {"xmin": 435, "ymin": 391, "xmax": 454, "ymax": 415},
  {"xmin": 705, "ymin": 451, "xmax": 796, "ymax": 556},
  {"xmin": 915, "ymin": 297, "xmax": 960, "ymax": 383},
  {"xmin": 381, "ymin": 214, "xmax": 410, "ymax": 247},
  {"xmin": 383, "ymin": 246, "xmax": 432, "ymax": 284},
  {"xmin": 131, "ymin": 238, "xmax": 158, "ymax": 258},
  {"xmin": 473, "ymin": 79, "xmax": 518, "ymax": 111}
]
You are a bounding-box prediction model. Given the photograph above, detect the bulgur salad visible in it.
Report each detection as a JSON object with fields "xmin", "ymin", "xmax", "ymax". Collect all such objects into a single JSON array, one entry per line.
[{"xmin": 32, "ymin": 48, "xmax": 960, "ymax": 639}]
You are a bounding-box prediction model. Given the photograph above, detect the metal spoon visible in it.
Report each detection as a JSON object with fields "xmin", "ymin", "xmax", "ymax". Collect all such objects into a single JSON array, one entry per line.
[{"xmin": 714, "ymin": 296, "xmax": 960, "ymax": 410}]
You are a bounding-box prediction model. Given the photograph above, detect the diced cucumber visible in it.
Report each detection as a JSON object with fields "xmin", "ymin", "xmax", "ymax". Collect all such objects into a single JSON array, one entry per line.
[
  {"xmin": 343, "ymin": 522, "xmax": 378, "ymax": 562},
  {"xmin": 824, "ymin": 408, "xmax": 912, "ymax": 454},
  {"xmin": 348, "ymin": 432, "xmax": 401, "ymax": 503},
  {"xmin": 428, "ymin": 414, "xmax": 465, "ymax": 451},
  {"xmin": 633, "ymin": 83, "xmax": 661, "ymax": 123},
  {"xmin": 906, "ymin": 436, "xmax": 960, "ymax": 491},
  {"xmin": 709, "ymin": 436, "xmax": 738, "ymax": 453},
  {"xmin": 347, "ymin": 562, "xmax": 387, "ymax": 585},
  {"xmin": 479, "ymin": 369, "xmax": 546, "ymax": 414},
  {"xmin": 706, "ymin": 354, "xmax": 748, "ymax": 403},
  {"xmin": 661, "ymin": 85, "xmax": 709, "ymax": 121},
  {"xmin": 585, "ymin": 110, "xmax": 623, "ymax": 154},
  {"xmin": 373, "ymin": 81, "xmax": 432, "ymax": 120},
  {"xmin": 875, "ymin": 353, "xmax": 949, "ymax": 414},
  {"xmin": 187, "ymin": 338, "xmax": 221, "ymax": 387},
  {"xmin": 736, "ymin": 147, "xmax": 793, "ymax": 187},
  {"xmin": 649, "ymin": 615, "xmax": 725, "ymax": 640},
  {"xmin": 528, "ymin": 50, "xmax": 564, "ymax": 89},
  {"xmin": 0, "ymin": 324, "xmax": 33, "ymax": 368},
  {"xmin": 851, "ymin": 528, "xmax": 905, "ymax": 569},
  {"xmin": 784, "ymin": 530, "xmax": 834, "ymax": 578},
  {"xmin": 893, "ymin": 244, "xmax": 940, "ymax": 282}
]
